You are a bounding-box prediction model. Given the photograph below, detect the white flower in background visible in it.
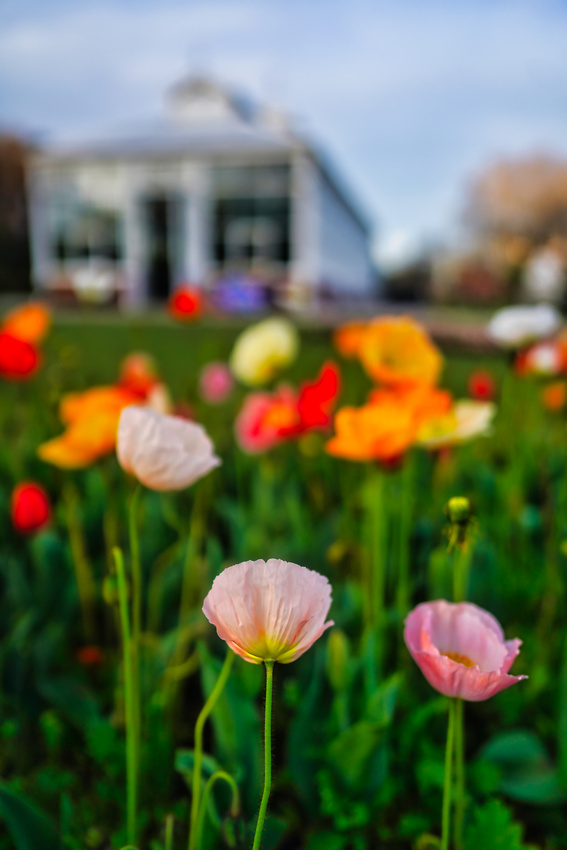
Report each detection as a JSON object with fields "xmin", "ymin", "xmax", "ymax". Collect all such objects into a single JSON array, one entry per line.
[
  {"xmin": 117, "ymin": 406, "xmax": 220, "ymax": 491},
  {"xmin": 417, "ymin": 401, "xmax": 496, "ymax": 449},
  {"xmin": 229, "ymin": 317, "xmax": 299, "ymax": 386},
  {"xmin": 487, "ymin": 304, "xmax": 562, "ymax": 349},
  {"xmin": 72, "ymin": 262, "xmax": 116, "ymax": 305},
  {"xmin": 522, "ymin": 342, "xmax": 564, "ymax": 376}
]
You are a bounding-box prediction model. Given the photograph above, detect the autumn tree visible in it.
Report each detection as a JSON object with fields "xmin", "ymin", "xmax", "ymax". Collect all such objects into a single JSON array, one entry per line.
[{"xmin": 0, "ymin": 134, "xmax": 32, "ymax": 293}]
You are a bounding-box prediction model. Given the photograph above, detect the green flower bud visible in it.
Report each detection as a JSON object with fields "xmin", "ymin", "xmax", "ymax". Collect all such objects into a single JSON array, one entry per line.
[
  {"xmin": 445, "ymin": 496, "xmax": 472, "ymax": 525},
  {"xmin": 326, "ymin": 628, "xmax": 350, "ymax": 691}
]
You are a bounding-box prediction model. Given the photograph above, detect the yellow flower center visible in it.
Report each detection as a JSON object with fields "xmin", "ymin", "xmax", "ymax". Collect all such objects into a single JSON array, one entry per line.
[{"xmin": 442, "ymin": 651, "xmax": 476, "ymax": 668}]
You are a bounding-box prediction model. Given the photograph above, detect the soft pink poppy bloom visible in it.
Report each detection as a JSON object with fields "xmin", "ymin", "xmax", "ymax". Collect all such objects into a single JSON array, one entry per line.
[
  {"xmin": 404, "ymin": 600, "xmax": 526, "ymax": 701},
  {"xmin": 117, "ymin": 405, "xmax": 220, "ymax": 491},
  {"xmin": 202, "ymin": 558, "xmax": 334, "ymax": 664},
  {"xmin": 235, "ymin": 386, "xmax": 297, "ymax": 453},
  {"xmin": 200, "ymin": 362, "xmax": 234, "ymax": 404}
]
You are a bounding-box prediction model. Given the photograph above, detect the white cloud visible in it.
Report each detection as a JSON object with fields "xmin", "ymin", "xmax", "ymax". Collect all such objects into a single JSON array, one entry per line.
[{"xmin": 2, "ymin": 0, "xmax": 567, "ymax": 255}]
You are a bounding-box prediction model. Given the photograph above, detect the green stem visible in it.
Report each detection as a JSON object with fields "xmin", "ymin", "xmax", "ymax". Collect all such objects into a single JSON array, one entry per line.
[
  {"xmin": 195, "ymin": 770, "xmax": 239, "ymax": 850},
  {"xmin": 252, "ymin": 660, "xmax": 275, "ymax": 850},
  {"xmin": 441, "ymin": 699, "xmax": 456, "ymax": 850},
  {"xmin": 366, "ymin": 466, "xmax": 388, "ymax": 676},
  {"xmin": 452, "ymin": 543, "xmax": 472, "ymax": 604},
  {"xmin": 188, "ymin": 650, "xmax": 235, "ymax": 850},
  {"xmin": 114, "ymin": 547, "xmax": 138, "ymax": 848},
  {"xmin": 129, "ymin": 485, "xmax": 143, "ymax": 651},
  {"xmin": 454, "ymin": 698, "xmax": 466, "ymax": 850},
  {"xmin": 128, "ymin": 485, "xmax": 142, "ymax": 778},
  {"xmin": 396, "ymin": 456, "xmax": 413, "ymax": 622},
  {"xmin": 165, "ymin": 813, "xmax": 174, "ymax": 850}
]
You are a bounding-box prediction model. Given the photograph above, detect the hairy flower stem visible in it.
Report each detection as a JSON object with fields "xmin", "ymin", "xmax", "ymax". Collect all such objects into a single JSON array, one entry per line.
[
  {"xmin": 454, "ymin": 698, "xmax": 466, "ymax": 850},
  {"xmin": 188, "ymin": 650, "xmax": 235, "ymax": 850},
  {"xmin": 441, "ymin": 698, "xmax": 456, "ymax": 850},
  {"xmin": 252, "ymin": 660, "xmax": 275, "ymax": 850},
  {"xmin": 114, "ymin": 547, "xmax": 138, "ymax": 847}
]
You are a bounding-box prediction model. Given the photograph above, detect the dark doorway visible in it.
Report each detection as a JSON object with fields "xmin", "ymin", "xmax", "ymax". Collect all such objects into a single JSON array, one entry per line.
[{"xmin": 144, "ymin": 195, "xmax": 172, "ymax": 300}]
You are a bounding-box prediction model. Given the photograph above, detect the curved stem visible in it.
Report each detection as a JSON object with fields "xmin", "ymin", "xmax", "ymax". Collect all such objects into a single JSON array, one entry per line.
[
  {"xmin": 188, "ymin": 650, "xmax": 235, "ymax": 850},
  {"xmin": 252, "ymin": 660, "xmax": 275, "ymax": 850},
  {"xmin": 454, "ymin": 698, "xmax": 466, "ymax": 850},
  {"xmin": 441, "ymin": 698, "xmax": 456, "ymax": 850},
  {"xmin": 114, "ymin": 547, "xmax": 138, "ymax": 848},
  {"xmin": 195, "ymin": 769, "xmax": 239, "ymax": 850}
]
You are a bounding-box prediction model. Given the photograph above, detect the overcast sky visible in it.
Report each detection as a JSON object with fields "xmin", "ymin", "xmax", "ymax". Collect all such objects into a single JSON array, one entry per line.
[{"xmin": 2, "ymin": 0, "xmax": 567, "ymax": 268}]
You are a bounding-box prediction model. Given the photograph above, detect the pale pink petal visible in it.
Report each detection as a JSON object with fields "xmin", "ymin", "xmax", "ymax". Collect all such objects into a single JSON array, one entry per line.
[
  {"xmin": 404, "ymin": 600, "xmax": 526, "ymax": 702},
  {"xmin": 203, "ymin": 559, "xmax": 333, "ymax": 664},
  {"xmin": 117, "ymin": 406, "xmax": 220, "ymax": 491}
]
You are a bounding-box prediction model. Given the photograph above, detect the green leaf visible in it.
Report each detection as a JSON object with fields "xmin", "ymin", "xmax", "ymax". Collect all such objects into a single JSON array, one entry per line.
[
  {"xmin": 327, "ymin": 719, "xmax": 385, "ymax": 790},
  {"xmin": 480, "ymin": 729, "xmax": 567, "ymax": 805},
  {"xmin": 39, "ymin": 676, "xmax": 99, "ymax": 729},
  {"xmin": 0, "ymin": 782, "xmax": 60, "ymax": 850},
  {"xmin": 464, "ymin": 799, "xmax": 537, "ymax": 850},
  {"xmin": 304, "ymin": 832, "xmax": 352, "ymax": 850}
]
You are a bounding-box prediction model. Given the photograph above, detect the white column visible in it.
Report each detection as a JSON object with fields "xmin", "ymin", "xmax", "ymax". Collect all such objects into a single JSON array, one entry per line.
[
  {"xmin": 290, "ymin": 152, "xmax": 319, "ymax": 286},
  {"xmin": 26, "ymin": 162, "xmax": 55, "ymax": 289},
  {"xmin": 121, "ymin": 165, "xmax": 146, "ymax": 307}
]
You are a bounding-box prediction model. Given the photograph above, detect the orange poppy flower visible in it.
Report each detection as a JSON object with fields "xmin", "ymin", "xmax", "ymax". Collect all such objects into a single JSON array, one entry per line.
[
  {"xmin": 542, "ymin": 381, "xmax": 567, "ymax": 411},
  {"xmin": 118, "ymin": 352, "xmax": 160, "ymax": 398},
  {"xmin": 358, "ymin": 316, "xmax": 442, "ymax": 387},
  {"xmin": 39, "ymin": 386, "xmax": 141, "ymax": 468},
  {"xmin": 368, "ymin": 384, "xmax": 452, "ymax": 427},
  {"xmin": 333, "ymin": 322, "xmax": 368, "ymax": 358},
  {"xmin": 2, "ymin": 302, "xmax": 51, "ymax": 344},
  {"xmin": 326, "ymin": 398, "xmax": 419, "ymax": 462}
]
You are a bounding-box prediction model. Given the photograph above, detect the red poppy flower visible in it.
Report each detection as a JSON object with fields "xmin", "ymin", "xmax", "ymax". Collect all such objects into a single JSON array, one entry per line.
[
  {"xmin": 468, "ymin": 370, "xmax": 496, "ymax": 401},
  {"xmin": 169, "ymin": 286, "xmax": 203, "ymax": 321},
  {"xmin": 235, "ymin": 362, "xmax": 341, "ymax": 452},
  {"xmin": 295, "ymin": 362, "xmax": 341, "ymax": 431},
  {"xmin": 0, "ymin": 332, "xmax": 40, "ymax": 380},
  {"xmin": 11, "ymin": 482, "xmax": 51, "ymax": 534}
]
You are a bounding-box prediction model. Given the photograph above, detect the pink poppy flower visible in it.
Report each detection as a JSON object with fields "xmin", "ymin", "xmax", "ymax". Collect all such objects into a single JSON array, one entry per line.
[
  {"xmin": 199, "ymin": 362, "xmax": 234, "ymax": 404},
  {"xmin": 404, "ymin": 600, "xmax": 526, "ymax": 701},
  {"xmin": 117, "ymin": 405, "xmax": 220, "ymax": 491},
  {"xmin": 202, "ymin": 558, "xmax": 334, "ymax": 664}
]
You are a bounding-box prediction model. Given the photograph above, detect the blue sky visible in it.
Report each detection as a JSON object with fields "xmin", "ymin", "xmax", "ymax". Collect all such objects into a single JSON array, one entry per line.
[{"xmin": 2, "ymin": 0, "xmax": 567, "ymax": 267}]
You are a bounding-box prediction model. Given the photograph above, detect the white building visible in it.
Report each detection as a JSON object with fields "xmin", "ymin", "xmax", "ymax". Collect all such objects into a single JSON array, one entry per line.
[{"xmin": 28, "ymin": 77, "xmax": 375, "ymax": 306}]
